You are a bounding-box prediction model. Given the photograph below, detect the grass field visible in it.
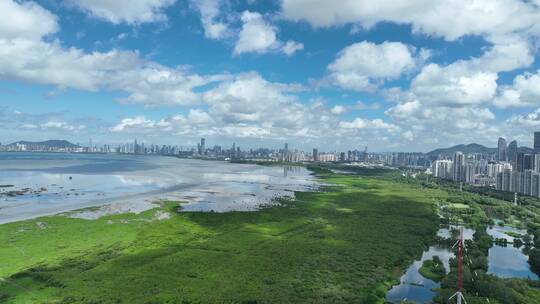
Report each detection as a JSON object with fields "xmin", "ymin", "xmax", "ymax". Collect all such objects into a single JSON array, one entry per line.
[{"xmin": 0, "ymin": 172, "xmax": 443, "ymax": 303}]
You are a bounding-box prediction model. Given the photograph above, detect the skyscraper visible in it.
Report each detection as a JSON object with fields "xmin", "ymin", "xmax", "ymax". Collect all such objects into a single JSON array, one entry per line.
[
  {"xmin": 507, "ymin": 140, "xmax": 517, "ymax": 167},
  {"xmin": 517, "ymin": 152, "xmax": 525, "ymax": 172},
  {"xmin": 524, "ymin": 154, "xmax": 535, "ymax": 171},
  {"xmin": 312, "ymin": 148, "xmax": 318, "ymax": 162},
  {"xmin": 200, "ymin": 138, "xmax": 206, "ymax": 155},
  {"xmin": 535, "ymin": 132, "xmax": 540, "ymax": 153},
  {"xmin": 534, "ymin": 154, "xmax": 540, "ymax": 173},
  {"xmin": 452, "ymin": 151, "xmax": 465, "ymax": 182},
  {"xmin": 497, "ymin": 137, "xmax": 507, "ymax": 162}
]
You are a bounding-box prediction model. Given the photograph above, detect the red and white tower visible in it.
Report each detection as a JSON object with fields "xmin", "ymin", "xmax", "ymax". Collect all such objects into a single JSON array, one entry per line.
[{"xmin": 449, "ymin": 226, "xmax": 467, "ymax": 304}]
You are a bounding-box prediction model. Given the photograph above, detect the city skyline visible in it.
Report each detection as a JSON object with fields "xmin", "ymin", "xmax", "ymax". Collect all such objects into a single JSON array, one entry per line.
[{"xmin": 3, "ymin": 1, "xmax": 540, "ymax": 151}]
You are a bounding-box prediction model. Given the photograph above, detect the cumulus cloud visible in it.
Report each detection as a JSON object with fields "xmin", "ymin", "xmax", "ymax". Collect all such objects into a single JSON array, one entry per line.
[
  {"xmin": 188, "ymin": 108, "xmax": 214, "ymax": 124},
  {"xmin": 281, "ymin": 0, "xmax": 540, "ymax": 42},
  {"xmin": 68, "ymin": 0, "xmax": 176, "ymax": 24},
  {"xmin": 0, "ymin": 0, "xmax": 58, "ymax": 40},
  {"xmin": 234, "ymin": 11, "xmax": 279, "ymax": 54},
  {"xmin": 41, "ymin": 121, "xmax": 86, "ymax": 132},
  {"xmin": 234, "ymin": 11, "xmax": 303, "ymax": 56},
  {"xmin": 330, "ymin": 105, "xmax": 347, "ymax": 115},
  {"xmin": 328, "ymin": 41, "xmax": 427, "ymax": 91},
  {"xmin": 506, "ymin": 109, "xmax": 540, "ymax": 127},
  {"xmin": 0, "ymin": 0, "xmax": 226, "ymax": 106},
  {"xmin": 109, "ymin": 72, "xmax": 408, "ymax": 146},
  {"xmin": 378, "ymin": 34, "xmax": 533, "ymax": 113},
  {"xmin": 191, "ymin": 0, "xmax": 230, "ymax": 39},
  {"xmin": 282, "ymin": 40, "xmax": 304, "ymax": 56},
  {"xmin": 111, "ymin": 115, "xmax": 190, "ymax": 133},
  {"xmin": 494, "ymin": 70, "xmax": 540, "ymax": 108},
  {"xmin": 339, "ymin": 118, "xmax": 399, "ymax": 132},
  {"xmin": 6, "ymin": 0, "xmax": 540, "ymax": 151},
  {"xmin": 385, "ymin": 100, "xmax": 499, "ymax": 147},
  {"xmin": 202, "ymin": 72, "xmax": 305, "ymax": 128},
  {"xmin": 411, "ymin": 63, "xmax": 498, "ymax": 107}
]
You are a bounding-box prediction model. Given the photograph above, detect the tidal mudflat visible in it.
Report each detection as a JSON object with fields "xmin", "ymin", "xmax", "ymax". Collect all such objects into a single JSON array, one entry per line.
[{"xmin": 0, "ymin": 152, "xmax": 318, "ymax": 223}]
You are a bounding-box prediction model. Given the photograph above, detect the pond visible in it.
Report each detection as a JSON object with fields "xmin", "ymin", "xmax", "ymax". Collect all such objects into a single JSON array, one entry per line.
[
  {"xmin": 387, "ymin": 225, "xmax": 539, "ymax": 303},
  {"xmin": 386, "ymin": 240, "xmax": 454, "ymax": 303},
  {"xmin": 487, "ymin": 224, "xmax": 538, "ymax": 280}
]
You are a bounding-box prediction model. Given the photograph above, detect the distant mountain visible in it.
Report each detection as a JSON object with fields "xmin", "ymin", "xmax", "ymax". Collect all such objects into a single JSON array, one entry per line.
[
  {"xmin": 517, "ymin": 146, "xmax": 534, "ymax": 154},
  {"xmin": 6, "ymin": 140, "xmax": 80, "ymax": 148},
  {"xmin": 427, "ymin": 143, "xmax": 534, "ymax": 157},
  {"xmin": 427, "ymin": 143, "xmax": 494, "ymax": 156}
]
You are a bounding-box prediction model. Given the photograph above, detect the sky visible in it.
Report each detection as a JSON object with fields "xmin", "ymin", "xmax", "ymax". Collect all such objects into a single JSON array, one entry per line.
[{"xmin": 2, "ymin": 0, "xmax": 540, "ymax": 152}]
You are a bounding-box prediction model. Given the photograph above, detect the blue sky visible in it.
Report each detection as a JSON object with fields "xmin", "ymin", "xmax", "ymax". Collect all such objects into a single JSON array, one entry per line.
[{"xmin": 2, "ymin": 0, "xmax": 540, "ymax": 152}]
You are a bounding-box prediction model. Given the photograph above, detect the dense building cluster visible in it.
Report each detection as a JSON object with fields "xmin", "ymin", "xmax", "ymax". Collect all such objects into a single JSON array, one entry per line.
[
  {"xmin": 7, "ymin": 134, "xmax": 540, "ymax": 199},
  {"xmin": 431, "ymin": 132, "xmax": 540, "ymax": 198}
]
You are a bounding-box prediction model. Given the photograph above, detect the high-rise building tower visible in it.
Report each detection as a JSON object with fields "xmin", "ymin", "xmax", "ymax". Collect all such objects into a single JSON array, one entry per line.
[
  {"xmin": 534, "ymin": 154, "xmax": 540, "ymax": 173},
  {"xmin": 497, "ymin": 137, "xmax": 507, "ymax": 162},
  {"xmin": 535, "ymin": 132, "xmax": 540, "ymax": 153},
  {"xmin": 507, "ymin": 140, "xmax": 517, "ymax": 167},
  {"xmin": 312, "ymin": 148, "xmax": 318, "ymax": 162},
  {"xmin": 452, "ymin": 151, "xmax": 465, "ymax": 182},
  {"xmin": 200, "ymin": 138, "xmax": 206, "ymax": 155}
]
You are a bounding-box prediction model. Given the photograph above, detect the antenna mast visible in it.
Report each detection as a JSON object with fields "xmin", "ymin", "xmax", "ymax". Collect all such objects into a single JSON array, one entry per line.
[{"xmin": 449, "ymin": 227, "xmax": 467, "ymax": 304}]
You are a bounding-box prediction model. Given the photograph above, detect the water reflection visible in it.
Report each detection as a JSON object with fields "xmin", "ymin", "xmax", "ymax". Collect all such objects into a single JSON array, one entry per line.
[
  {"xmin": 488, "ymin": 245, "xmax": 538, "ymax": 280},
  {"xmin": 0, "ymin": 153, "xmax": 319, "ymax": 223},
  {"xmin": 487, "ymin": 224, "xmax": 538, "ymax": 280},
  {"xmin": 437, "ymin": 225, "xmax": 475, "ymax": 240},
  {"xmin": 387, "ymin": 224, "xmax": 539, "ymax": 303},
  {"xmin": 386, "ymin": 244, "xmax": 454, "ymax": 304},
  {"xmin": 487, "ymin": 225, "xmax": 526, "ymax": 243}
]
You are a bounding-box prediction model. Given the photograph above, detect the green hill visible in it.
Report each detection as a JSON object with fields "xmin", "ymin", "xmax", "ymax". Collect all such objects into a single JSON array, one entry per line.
[
  {"xmin": 6, "ymin": 140, "xmax": 79, "ymax": 149},
  {"xmin": 427, "ymin": 143, "xmax": 533, "ymax": 157}
]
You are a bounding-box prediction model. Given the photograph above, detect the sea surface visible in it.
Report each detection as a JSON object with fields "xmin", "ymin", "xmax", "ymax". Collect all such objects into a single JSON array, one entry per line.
[{"xmin": 0, "ymin": 152, "xmax": 319, "ymax": 224}]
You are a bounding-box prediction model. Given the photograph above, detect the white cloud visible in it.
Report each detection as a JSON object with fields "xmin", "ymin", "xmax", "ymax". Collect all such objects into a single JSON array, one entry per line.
[
  {"xmin": 507, "ymin": 108, "xmax": 540, "ymax": 127},
  {"xmin": 494, "ymin": 70, "xmax": 540, "ymax": 108},
  {"xmin": 69, "ymin": 0, "xmax": 176, "ymax": 24},
  {"xmin": 191, "ymin": 0, "xmax": 230, "ymax": 39},
  {"xmin": 468, "ymin": 38, "xmax": 534, "ymax": 73},
  {"xmin": 330, "ymin": 105, "xmax": 346, "ymax": 115},
  {"xmin": 0, "ymin": 0, "xmax": 58, "ymax": 40},
  {"xmin": 411, "ymin": 63, "xmax": 498, "ymax": 107},
  {"xmin": 111, "ymin": 115, "xmax": 181, "ymax": 132},
  {"xmin": 188, "ymin": 108, "xmax": 213, "ymax": 124},
  {"xmin": 339, "ymin": 118, "xmax": 399, "ymax": 132},
  {"xmin": 0, "ymin": 0, "xmax": 227, "ymax": 107},
  {"xmin": 355, "ymin": 101, "xmax": 380, "ymax": 110},
  {"xmin": 203, "ymin": 72, "xmax": 305, "ymax": 128},
  {"xmin": 281, "ymin": 0, "xmax": 540, "ymax": 42},
  {"xmin": 112, "ymin": 66, "xmax": 227, "ymax": 106},
  {"xmin": 328, "ymin": 41, "xmax": 423, "ymax": 91},
  {"xmin": 21, "ymin": 123, "xmax": 38, "ymax": 129},
  {"xmin": 234, "ymin": 11, "xmax": 279, "ymax": 55},
  {"xmin": 282, "ymin": 40, "xmax": 304, "ymax": 56},
  {"xmin": 385, "ymin": 100, "xmax": 499, "ymax": 147},
  {"xmin": 234, "ymin": 11, "xmax": 303, "ymax": 56},
  {"xmin": 0, "ymin": 39, "xmax": 142, "ymax": 91},
  {"xmin": 41, "ymin": 121, "xmax": 86, "ymax": 132}
]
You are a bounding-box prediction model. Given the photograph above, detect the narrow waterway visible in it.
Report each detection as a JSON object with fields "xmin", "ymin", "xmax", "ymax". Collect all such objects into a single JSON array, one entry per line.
[
  {"xmin": 385, "ymin": 244, "xmax": 454, "ymax": 303},
  {"xmin": 386, "ymin": 224, "xmax": 538, "ymax": 303}
]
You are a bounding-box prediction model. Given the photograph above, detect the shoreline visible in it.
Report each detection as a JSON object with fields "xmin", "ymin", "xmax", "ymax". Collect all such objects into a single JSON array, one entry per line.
[
  {"xmin": 0, "ymin": 155, "xmax": 320, "ymax": 225},
  {"xmin": 0, "ymin": 169, "xmax": 439, "ymax": 303}
]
